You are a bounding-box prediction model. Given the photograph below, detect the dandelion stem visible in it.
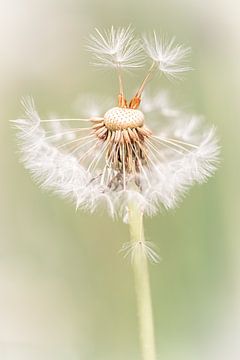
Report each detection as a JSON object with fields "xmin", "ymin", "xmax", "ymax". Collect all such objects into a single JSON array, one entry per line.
[
  {"xmin": 117, "ymin": 65, "xmax": 124, "ymax": 97},
  {"xmin": 117, "ymin": 65, "xmax": 128, "ymax": 107},
  {"xmin": 135, "ymin": 61, "xmax": 156, "ymax": 98},
  {"xmin": 128, "ymin": 202, "xmax": 157, "ymax": 360}
]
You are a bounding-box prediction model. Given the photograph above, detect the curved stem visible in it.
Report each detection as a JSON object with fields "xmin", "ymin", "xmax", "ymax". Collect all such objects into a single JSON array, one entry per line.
[
  {"xmin": 128, "ymin": 203, "xmax": 157, "ymax": 360},
  {"xmin": 129, "ymin": 62, "xmax": 156, "ymax": 108},
  {"xmin": 135, "ymin": 61, "xmax": 156, "ymax": 98}
]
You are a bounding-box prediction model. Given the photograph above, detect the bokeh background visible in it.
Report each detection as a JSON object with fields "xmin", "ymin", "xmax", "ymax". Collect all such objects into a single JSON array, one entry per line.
[{"xmin": 0, "ymin": 0, "xmax": 239, "ymax": 359}]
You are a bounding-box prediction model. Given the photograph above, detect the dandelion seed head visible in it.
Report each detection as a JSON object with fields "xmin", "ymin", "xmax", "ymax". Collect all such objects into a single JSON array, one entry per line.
[{"xmin": 12, "ymin": 27, "xmax": 219, "ymax": 219}]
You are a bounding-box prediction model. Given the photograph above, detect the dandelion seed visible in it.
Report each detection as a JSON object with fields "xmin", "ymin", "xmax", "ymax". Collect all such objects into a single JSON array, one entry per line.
[
  {"xmin": 87, "ymin": 26, "xmax": 144, "ymax": 69},
  {"xmin": 143, "ymin": 32, "xmax": 192, "ymax": 79},
  {"xmin": 121, "ymin": 241, "xmax": 161, "ymax": 264}
]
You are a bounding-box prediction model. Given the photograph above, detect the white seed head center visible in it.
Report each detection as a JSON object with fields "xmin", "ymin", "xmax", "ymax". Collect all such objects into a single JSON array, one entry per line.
[{"xmin": 104, "ymin": 107, "xmax": 144, "ymax": 131}]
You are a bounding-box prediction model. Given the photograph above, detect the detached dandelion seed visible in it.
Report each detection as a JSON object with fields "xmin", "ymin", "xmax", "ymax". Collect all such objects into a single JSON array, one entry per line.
[{"xmin": 12, "ymin": 27, "xmax": 219, "ymax": 360}]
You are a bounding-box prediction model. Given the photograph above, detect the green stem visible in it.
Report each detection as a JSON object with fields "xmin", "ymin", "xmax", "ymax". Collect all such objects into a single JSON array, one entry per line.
[{"xmin": 128, "ymin": 203, "xmax": 157, "ymax": 360}]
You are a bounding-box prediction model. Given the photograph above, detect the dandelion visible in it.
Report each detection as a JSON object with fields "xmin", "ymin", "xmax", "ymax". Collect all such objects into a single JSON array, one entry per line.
[{"xmin": 12, "ymin": 27, "xmax": 219, "ymax": 360}]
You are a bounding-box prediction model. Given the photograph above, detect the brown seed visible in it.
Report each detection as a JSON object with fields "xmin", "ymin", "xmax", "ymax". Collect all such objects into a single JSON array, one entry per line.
[
  {"xmin": 123, "ymin": 129, "xmax": 130, "ymax": 143},
  {"xmin": 92, "ymin": 122, "xmax": 104, "ymax": 130},
  {"xmin": 96, "ymin": 126, "xmax": 108, "ymax": 139}
]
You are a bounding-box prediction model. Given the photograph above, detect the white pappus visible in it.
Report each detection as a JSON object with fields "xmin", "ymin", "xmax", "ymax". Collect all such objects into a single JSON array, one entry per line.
[{"xmin": 12, "ymin": 27, "xmax": 219, "ymax": 262}]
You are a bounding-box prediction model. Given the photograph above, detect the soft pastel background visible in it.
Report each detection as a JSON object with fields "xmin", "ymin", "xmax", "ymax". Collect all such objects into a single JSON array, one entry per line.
[{"xmin": 0, "ymin": 0, "xmax": 239, "ymax": 359}]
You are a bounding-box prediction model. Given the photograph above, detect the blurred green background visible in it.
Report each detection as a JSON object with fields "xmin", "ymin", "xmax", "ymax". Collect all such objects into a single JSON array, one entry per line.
[{"xmin": 0, "ymin": 0, "xmax": 239, "ymax": 359}]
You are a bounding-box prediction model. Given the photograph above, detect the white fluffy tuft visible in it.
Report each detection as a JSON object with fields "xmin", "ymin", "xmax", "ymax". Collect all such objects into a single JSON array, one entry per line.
[
  {"xmin": 143, "ymin": 32, "xmax": 192, "ymax": 79},
  {"xmin": 121, "ymin": 241, "xmax": 161, "ymax": 263},
  {"xmin": 12, "ymin": 97, "xmax": 219, "ymax": 218},
  {"xmin": 87, "ymin": 26, "xmax": 144, "ymax": 69}
]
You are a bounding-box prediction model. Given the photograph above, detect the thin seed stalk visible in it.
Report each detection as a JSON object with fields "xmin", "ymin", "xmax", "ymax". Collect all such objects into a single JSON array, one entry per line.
[{"xmin": 128, "ymin": 202, "xmax": 157, "ymax": 360}]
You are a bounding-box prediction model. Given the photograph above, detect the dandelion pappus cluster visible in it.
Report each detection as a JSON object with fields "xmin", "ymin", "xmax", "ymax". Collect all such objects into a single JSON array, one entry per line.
[
  {"xmin": 92, "ymin": 105, "xmax": 151, "ymax": 191},
  {"xmin": 12, "ymin": 26, "xmax": 219, "ymax": 220}
]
